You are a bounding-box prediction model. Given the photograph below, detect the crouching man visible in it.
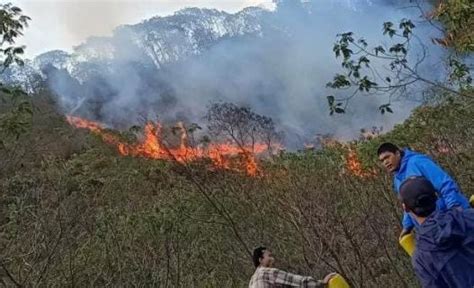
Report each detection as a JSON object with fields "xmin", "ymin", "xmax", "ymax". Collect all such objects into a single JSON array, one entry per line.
[
  {"xmin": 400, "ymin": 177, "xmax": 474, "ymax": 287},
  {"xmin": 249, "ymin": 247, "xmax": 336, "ymax": 288}
]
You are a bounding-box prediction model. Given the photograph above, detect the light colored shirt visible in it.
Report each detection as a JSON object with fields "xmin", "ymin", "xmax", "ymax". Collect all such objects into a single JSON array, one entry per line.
[{"xmin": 249, "ymin": 266, "xmax": 324, "ymax": 288}]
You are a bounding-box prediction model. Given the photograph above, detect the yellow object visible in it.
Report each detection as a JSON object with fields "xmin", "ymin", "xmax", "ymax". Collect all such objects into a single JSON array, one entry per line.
[
  {"xmin": 328, "ymin": 274, "xmax": 350, "ymax": 288},
  {"xmin": 399, "ymin": 233, "xmax": 416, "ymax": 256},
  {"xmin": 470, "ymin": 195, "xmax": 474, "ymax": 207}
]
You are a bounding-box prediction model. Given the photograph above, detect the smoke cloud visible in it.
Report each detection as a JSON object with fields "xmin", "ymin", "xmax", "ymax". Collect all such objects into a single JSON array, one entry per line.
[{"xmin": 43, "ymin": 0, "xmax": 445, "ymax": 148}]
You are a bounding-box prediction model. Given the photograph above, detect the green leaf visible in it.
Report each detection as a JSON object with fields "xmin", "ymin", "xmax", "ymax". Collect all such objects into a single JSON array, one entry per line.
[
  {"xmin": 358, "ymin": 56, "xmax": 370, "ymax": 67},
  {"xmin": 11, "ymin": 6, "xmax": 22, "ymax": 13},
  {"xmin": 359, "ymin": 76, "xmax": 377, "ymax": 92},
  {"xmin": 374, "ymin": 46, "xmax": 385, "ymax": 55},
  {"xmin": 327, "ymin": 74, "xmax": 351, "ymax": 89},
  {"xmin": 388, "ymin": 44, "xmax": 408, "ymax": 55},
  {"xmin": 339, "ymin": 32, "xmax": 354, "ymax": 43},
  {"xmin": 379, "ymin": 104, "xmax": 393, "ymax": 114},
  {"xmin": 327, "ymin": 95, "xmax": 335, "ymax": 106},
  {"xmin": 341, "ymin": 47, "xmax": 353, "ymax": 59},
  {"xmin": 399, "ymin": 19, "xmax": 415, "ymax": 38},
  {"xmin": 12, "ymin": 46, "xmax": 24, "ymax": 54},
  {"xmin": 14, "ymin": 58, "xmax": 24, "ymax": 66},
  {"xmin": 333, "ymin": 44, "xmax": 341, "ymax": 57},
  {"xmin": 383, "ymin": 22, "xmax": 393, "ymax": 30},
  {"xmin": 383, "ymin": 22, "xmax": 396, "ymax": 37},
  {"xmin": 358, "ymin": 38, "xmax": 368, "ymax": 47}
]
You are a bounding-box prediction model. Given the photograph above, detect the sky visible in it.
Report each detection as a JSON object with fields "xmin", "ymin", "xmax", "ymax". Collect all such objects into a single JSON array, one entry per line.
[{"xmin": 12, "ymin": 0, "xmax": 275, "ymax": 58}]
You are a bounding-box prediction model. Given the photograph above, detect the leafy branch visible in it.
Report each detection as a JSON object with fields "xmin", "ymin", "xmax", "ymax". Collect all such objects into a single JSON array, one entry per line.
[{"xmin": 326, "ymin": 18, "xmax": 472, "ymax": 114}]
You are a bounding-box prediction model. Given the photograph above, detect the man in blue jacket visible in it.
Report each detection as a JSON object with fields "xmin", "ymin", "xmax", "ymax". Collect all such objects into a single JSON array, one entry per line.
[
  {"xmin": 399, "ymin": 177, "xmax": 474, "ymax": 287},
  {"xmin": 377, "ymin": 143, "xmax": 470, "ymax": 238}
]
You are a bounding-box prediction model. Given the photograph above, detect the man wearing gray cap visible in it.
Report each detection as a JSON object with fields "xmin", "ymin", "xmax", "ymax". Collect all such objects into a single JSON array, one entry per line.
[{"xmin": 399, "ymin": 177, "xmax": 474, "ymax": 288}]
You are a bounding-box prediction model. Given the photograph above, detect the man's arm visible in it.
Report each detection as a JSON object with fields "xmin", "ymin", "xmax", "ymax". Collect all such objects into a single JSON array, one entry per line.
[
  {"xmin": 271, "ymin": 268, "xmax": 325, "ymax": 288},
  {"xmin": 402, "ymin": 212, "xmax": 415, "ymax": 232},
  {"xmin": 414, "ymin": 158, "xmax": 469, "ymax": 209}
]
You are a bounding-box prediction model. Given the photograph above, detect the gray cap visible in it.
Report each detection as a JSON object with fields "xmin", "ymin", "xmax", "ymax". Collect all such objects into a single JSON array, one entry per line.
[{"xmin": 400, "ymin": 177, "xmax": 437, "ymax": 216}]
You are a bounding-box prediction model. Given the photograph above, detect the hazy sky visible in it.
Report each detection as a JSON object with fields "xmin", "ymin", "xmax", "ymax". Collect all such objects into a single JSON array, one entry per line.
[{"xmin": 12, "ymin": 0, "xmax": 274, "ymax": 58}]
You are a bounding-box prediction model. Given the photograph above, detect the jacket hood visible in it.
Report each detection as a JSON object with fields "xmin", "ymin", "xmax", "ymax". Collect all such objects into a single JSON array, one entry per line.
[{"xmin": 396, "ymin": 148, "xmax": 418, "ymax": 174}]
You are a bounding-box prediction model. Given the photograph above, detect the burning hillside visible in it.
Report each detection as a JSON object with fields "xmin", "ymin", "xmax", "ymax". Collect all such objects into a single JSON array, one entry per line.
[
  {"xmin": 67, "ymin": 113, "xmax": 380, "ymax": 179},
  {"xmin": 66, "ymin": 116, "xmax": 267, "ymax": 176},
  {"xmin": 345, "ymin": 148, "xmax": 377, "ymax": 178}
]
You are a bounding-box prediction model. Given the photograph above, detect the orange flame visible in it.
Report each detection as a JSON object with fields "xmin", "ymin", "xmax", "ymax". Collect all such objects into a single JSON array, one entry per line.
[
  {"xmin": 345, "ymin": 148, "xmax": 376, "ymax": 178},
  {"xmin": 66, "ymin": 116, "xmax": 266, "ymax": 176},
  {"xmin": 66, "ymin": 116, "xmax": 104, "ymax": 133}
]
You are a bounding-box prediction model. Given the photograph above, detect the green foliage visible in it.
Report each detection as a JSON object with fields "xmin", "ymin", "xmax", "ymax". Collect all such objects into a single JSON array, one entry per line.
[
  {"xmin": 1, "ymin": 88, "xmax": 472, "ymax": 287},
  {"xmin": 448, "ymin": 57, "xmax": 472, "ymax": 89},
  {"xmin": 0, "ymin": 89, "xmax": 32, "ymax": 149},
  {"xmin": 327, "ymin": 17, "xmax": 473, "ymax": 114},
  {"xmin": 327, "ymin": 19, "xmax": 416, "ymax": 113},
  {"xmin": 0, "ymin": 3, "xmax": 31, "ymax": 72},
  {"xmin": 0, "ymin": 3, "xmax": 31, "ymax": 150},
  {"xmin": 431, "ymin": 0, "xmax": 474, "ymax": 52}
]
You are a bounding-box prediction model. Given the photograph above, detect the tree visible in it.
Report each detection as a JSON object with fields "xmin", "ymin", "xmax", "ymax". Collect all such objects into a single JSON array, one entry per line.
[
  {"xmin": 0, "ymin": 3, "xmax": 30, "ymax": 72},
  {"xmin": 206, "ymin": 102, "xmax": 282, "ymax": 152},
  {"xmin": 0, "ymin": 3, "xmax": 32, "ymax": 164},
  {"xmin": 326, "ymin": 17, "xmax": 472, "ymax": 114}
]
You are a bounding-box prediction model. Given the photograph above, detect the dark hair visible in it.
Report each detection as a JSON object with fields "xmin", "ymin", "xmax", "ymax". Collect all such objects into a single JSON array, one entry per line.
[
  {"xmin": 400, "ymin": 177, "xmax": 437, "ymax": 217},
  {"xmin": 377, "ymin": 142, "xmax": 400, "ymax": 156},
  {"xmin": 252, "ymin": 246, "xmax": 266, "ymax": 268}
]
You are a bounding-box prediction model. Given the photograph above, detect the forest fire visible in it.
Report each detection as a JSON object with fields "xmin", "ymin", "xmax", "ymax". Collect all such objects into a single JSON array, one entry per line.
[
  {"xmin": 67, "ymin": 116, "xmax": 379, "ymax": 178},
  {"xmin": 66, "ymin": 116, "xmax": 104, "ymax": 133},
  {"xmin": 66, "ymin": 116, "xmax": 266, "ymax": 176},
  {"xmin": 345, "ymin": 148, "xmax": 376, "ymax": 178}
]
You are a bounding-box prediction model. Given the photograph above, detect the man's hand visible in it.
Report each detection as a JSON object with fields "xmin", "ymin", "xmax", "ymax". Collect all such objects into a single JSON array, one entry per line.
[
  {"xmin": 322, "ymin": 273, "xmax": 338, "ymax": 284},
  {"xmin": 399, "ymin": 228, "xmax": 412, "ymax": 240}
]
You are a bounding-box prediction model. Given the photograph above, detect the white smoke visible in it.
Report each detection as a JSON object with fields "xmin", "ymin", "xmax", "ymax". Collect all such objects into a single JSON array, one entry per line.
[{"xmin": 43, "ymin": 0, "xmax": 446, "ymax": 148}]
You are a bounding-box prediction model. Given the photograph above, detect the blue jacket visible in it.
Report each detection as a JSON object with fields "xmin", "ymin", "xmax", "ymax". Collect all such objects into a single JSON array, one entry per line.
[
  {"xmin": 393, "ymin": 149, "xmax": 470, "ymax": 230},
  {"xmin": 413, "ymin": 209, "xmax": 474, "ymax": 288}
]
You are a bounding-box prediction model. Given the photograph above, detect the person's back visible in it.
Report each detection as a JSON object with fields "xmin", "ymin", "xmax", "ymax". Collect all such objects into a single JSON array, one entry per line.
[{"xmin": 413, "ymin": 209, "xmax": 474, "ymax": 287}]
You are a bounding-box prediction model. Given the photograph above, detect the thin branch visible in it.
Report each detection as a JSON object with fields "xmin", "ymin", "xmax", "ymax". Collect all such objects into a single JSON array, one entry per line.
[{"xmin": 0, "ymin": 262, "xmax": 22, "ymax": 287}]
